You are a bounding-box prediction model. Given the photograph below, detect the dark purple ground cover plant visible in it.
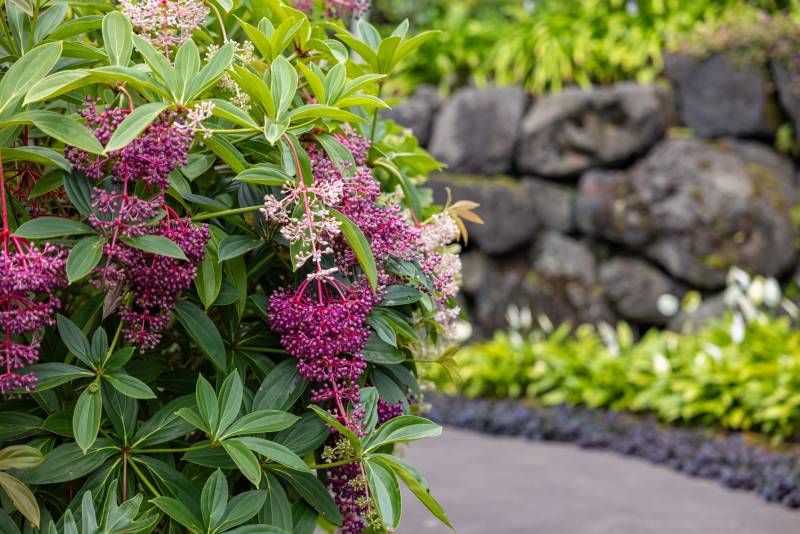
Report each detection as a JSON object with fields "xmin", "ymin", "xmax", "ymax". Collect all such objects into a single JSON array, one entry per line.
[{"xmin": 0, "ymin": 0, "xmax": 480, "ymax": 531}]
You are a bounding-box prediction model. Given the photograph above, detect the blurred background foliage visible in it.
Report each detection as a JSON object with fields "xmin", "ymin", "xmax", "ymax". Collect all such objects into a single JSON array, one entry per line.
[{"xmin": 371, "ymin": 0, "xmax": 800, "ymax": 94}]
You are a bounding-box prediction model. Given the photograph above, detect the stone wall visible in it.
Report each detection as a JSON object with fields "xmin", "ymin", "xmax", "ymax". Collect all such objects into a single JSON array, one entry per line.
[{"xmin": 384, "ymin": 53, "xmax": 800, "ymax": 336}]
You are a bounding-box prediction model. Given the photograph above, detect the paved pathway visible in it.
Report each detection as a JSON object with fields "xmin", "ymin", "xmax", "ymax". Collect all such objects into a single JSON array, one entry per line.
[{"xmin": 400, "ymin": 427, "xmax": 800, "ymax": 534}]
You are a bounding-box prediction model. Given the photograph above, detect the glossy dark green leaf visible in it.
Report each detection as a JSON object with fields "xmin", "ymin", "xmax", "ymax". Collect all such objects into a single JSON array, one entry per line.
[
  {"xmin": 24, "ymin": 439, "xmax": 116, "ymax": 484},
  {"xmin": 73, "ymin": 384, "xmax": 102, "ymax": 453},
  {"xmin": 364, "ymin": 457, "xmax": 401, "ymax": 530},
  {"xmin": 174, "ymin": 300, "xmax": 227, "ymax": 371},
  {"xmin": 222, "ymin": 410, "xmax": 299, "ymax": 438},
  {"xmin": 66, "ymin": 236, "xmax": 105, "ymax": 284},
  {"xmin": 56, "ymin": 314, "xmax": 93, "ymax": 368},
  {"xmin": 328, "ymin": 208, "xmax": 377, "ymax": 291},
  {"xmin": 235, "ymin": 437, "xmax": 309, "ymax": 473},
  {"xmin": 218, "ymin": 235, "xmax": 263, "ymax": 262},
  {"xmin": 272, "ymin": 467, "xmax": 342, "ymax": 526},
  {"xmin": 13, "ymin": 217, "xmax": 93, "ymax": 239},
  {"xmin": 223, "ymin": 438, "xmax": 262, "ymax": 486},
  {"xmin": 381, "ymin": 285, "xmax": 423, "ymax": 306},
  {"xmin": 26, "ymin": 363, "xmax": 93, "ymax": 391},
  {"xmin": 0, "ymin": 413, "xmax": 42, "ymax": 440},
  {"xmin": 105, "ymin": 372, "xmax": 156, "ymax": 399},
  {"xmin": 253, "ymin": 359, "xmax": 306, "ymax": 411},
  {"xmin": 362, "ymin": 334, "xmax": 405, "ymax": 365},
  {"xmin": 121, "ymin": 235, "xmax": 188, "ymax": 260},
  {"xmin": 365, "ymin": 416, "xmax": 442, "ymax": 452}
]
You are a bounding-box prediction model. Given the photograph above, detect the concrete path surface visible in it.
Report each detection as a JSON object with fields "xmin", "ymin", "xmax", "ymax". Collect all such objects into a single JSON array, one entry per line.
[{"xmin": 399, "ymin": 427, "xmax": 800, "ymax": 534}]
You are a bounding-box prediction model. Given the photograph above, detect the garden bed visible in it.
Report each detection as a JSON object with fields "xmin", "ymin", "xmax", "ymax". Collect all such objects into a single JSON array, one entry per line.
[{"xmin": 427, "ymin": 394, "xmax": 800, "ymax": 509}]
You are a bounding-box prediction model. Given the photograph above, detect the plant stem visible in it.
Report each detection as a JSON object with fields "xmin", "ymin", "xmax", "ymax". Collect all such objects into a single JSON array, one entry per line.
[
  {"xmin": 131, "ymin": 443, "xmax": 210, "ymax": 454},
  {"xmin": 128, "ymin": 458, "xmax": 162, "ymax": 498},
  {"xmin": 309, "ymin": 456, "xmax": 361, "ymax": 470},
  {"xmin": 104, "ymin": 321, "xmax": 124, "ymax": 365},
  {"xmin": 191, "ymin": 204, "xmax": 263, "ymax": 221}
]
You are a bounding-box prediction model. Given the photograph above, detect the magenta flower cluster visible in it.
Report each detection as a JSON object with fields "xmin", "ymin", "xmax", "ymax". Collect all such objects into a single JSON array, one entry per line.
[
  {"xmin": 0, "ymin": 240, "xmax": 66, "ymax": 393},
  {"xmin": 67, "ymin": 101, "xmax": 208, "ymax": 350}
]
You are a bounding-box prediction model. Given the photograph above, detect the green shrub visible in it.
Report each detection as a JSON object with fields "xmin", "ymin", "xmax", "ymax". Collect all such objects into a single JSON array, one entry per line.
[{"xmin": 429, "ymin": 315, "xmax": 800, "ymax": 439}]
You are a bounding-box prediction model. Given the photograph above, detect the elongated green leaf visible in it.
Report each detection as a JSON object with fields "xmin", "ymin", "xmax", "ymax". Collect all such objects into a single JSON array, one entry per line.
[
  {"xmin": 195, "ymin": 247, "xmax": 222, "ymax": 309},
  {"xmin": 121, "ymin": 235, "xmax": 187, "ymax": 260},
  {"xmin": 73, "ymin": 384, "xmax": 102, "ymax": 453},
  {"xmin": 174, "ymin": 39, "xmax": 200, "ymax": 102},
  {"xmin": 0, "ymin": 42, "xmax": 62, "ymax": 115},
  {"xmin": 56, "ymin": 314, "xmax": 93, "ymax": 368},
  {"xmin": 308, "ymin": 405, "xmax": 361, "ymax": 456},
  {"xmin": 314, "ymin": 133, "xmax": 355, "ymax": 177},
  {"xmin": 67, "ymin": 236, "xmax": 105, "ymax": 284},
  {"xmin": 218, "ymin": 235, "xmax": 263, "ymax": 262},
  {"xmin": 272, "ymin": 468, "xmax": 342, "ymax": 525},
  {"xmin": 23, "ymin": 440, "xmax": 115, "ymax": 484},
  {"xmin": 235, "ymin": 437, "xmax": 309, "ymax": 473},
  {"xmin": 0, "ymin": 472, "xmax": 39, "ymax": 528},
  {"xmin": 102, "ymin": 11, "xmax": 133, "ymax": 66},
  {"xmin": 234, "ymin": 165, "xmax": 291, "ymax": 185},
  {"xmin": 174, "ymin": 301, "xmax": 227, "ymax": 371},
  {"xmin": 222, "ymin": 410, "xmax": 299, "ymax": 438},
  {"xmin": 204, "ymin": 134, "xmax": 248, "ymax": 173},
  {"xmin": 260, "ymin": 472, "xmax": 293, "ymax": 529},
  {"xmin": 13, "ymin": 217, "xmax": 94, "ymax": 239},
  {"xmin": 253, "ymin": 359, "xmax": 307, "ymax": 411},
  {"xmin": 219, "ymin": 490, "xmax": 266, "ymax": 531},
  {"xmin": 216, "ymin": 372, "xmax": 243, "ymax": 435},
  {"xmin": 105, "ymin": 372, "xmax": 156, "ymax": 399},
  {"xmin": 0, "ymin": 445, "xmax": 42, "ymax": 470},
  {"xmin": 364, "ymin": 458, "xmax": 401, "ymax": 530},
  {"xmin": 223, "ymin": 439, "xmax": 262, "ymax": 486},
  {"xmin": 151, "ymin": 497, "xmax": 203, "ymax": 532},
  {"xmin": 8, "ymin": 111, "xmax": 104, "ymax": 154},
  {"xmin": 365, "ymin": 416, "xmax": 442, "ymax": 452},
  {"xmin": 0, "ymin": 413, "xmax": 43, "ymax": 440},
  {"xmin": 104, "ymin": 102, "xmax": 168, "ymax": 153},
  {"xmin": 200, "ymin": 470, "xmax": 228, "ymax": 531},
  {"xmin": 376, "ymin": 454, "xmax": 453, "ymax": 530},
  {"xmin": 26, "ymin": 363, "xmax": 93, "ymax": 391},
  {"xmin": 24, "ymin": 70, "xmax": 92, "ymax": 105},
  {"xmin": 381, "ymin": 285, "xmax": 423, "ymax": 306},
  {"xmin": 187, "ymin": 41, "xmax": 234, "ymax": 100},
  {"xmin": 328, "ymin": 208, "xmax": 377, "ymax": 290},
  {"xmin": 1, "ymin": 146, "xmax": 69, "ymax": 171}
]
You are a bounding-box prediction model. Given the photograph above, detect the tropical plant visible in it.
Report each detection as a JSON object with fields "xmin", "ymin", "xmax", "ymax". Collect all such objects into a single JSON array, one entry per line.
[{"xmin": 0, "ymin": 0, "xmax": 468, "ymax": 532}]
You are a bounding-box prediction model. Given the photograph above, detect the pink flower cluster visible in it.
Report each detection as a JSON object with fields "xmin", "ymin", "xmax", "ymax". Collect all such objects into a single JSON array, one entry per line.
[
  {"xmin": 1, "ymin": 159, "xmax": 66, "ymax": 393},
  {"xmin": 121, "ymin": 0, "xmax": 208, "ymax": 52},
  {"xmin": 67, "ymin": 101, "xmax": 208, "ymax": 350},
  {"xmin": 291, "ymin": 0, "xmax": 370, "ymax": 19}
]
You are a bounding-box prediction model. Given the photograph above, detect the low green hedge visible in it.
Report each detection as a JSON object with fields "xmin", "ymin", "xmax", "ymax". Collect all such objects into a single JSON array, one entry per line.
[{"xmin": 427, "ymin": 314, "xmax": 800, "ymax": 439}]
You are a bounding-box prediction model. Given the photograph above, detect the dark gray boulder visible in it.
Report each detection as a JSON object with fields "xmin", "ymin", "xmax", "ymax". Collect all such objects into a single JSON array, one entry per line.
[
  {"xmin": 428, "ymin": 86, "xmax": 526, "ymax": 174},
  {"xmin": 429, "ymin": 174, "xmax": 539, "ymax": 255},
  {"xmin": 522, "ymin": 177, "xmax": 575, "ymax": 233},
  {"xmin": 515, "ymin": 82, "xmax": 670, "ymax": 178},
  {"xmin": 599, "ymin": 257, "xmax": 685, "ymax": 325},
  {"xmin": 664, "ymin": 53, "xmax": 778, "ymax": 138},
  {"xmin": 381, "ymin": 84, "xmax": 441, "ymax": 146},
  {"xmin": 576, "ymin": 138, "xmax": 798, "ymax": 289},
  {"xmin": 772, "ymin": 57, "xmax": 800, "ymax": 141},
  {"xmin": 464, "ymin": 234, "xmax": 614, "ymax": 335}
]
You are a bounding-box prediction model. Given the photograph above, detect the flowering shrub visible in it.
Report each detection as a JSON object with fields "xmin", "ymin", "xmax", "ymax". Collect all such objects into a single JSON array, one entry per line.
[{"xmin": 0, "ymin": 0, "xmax": 472, "ymax": 531}]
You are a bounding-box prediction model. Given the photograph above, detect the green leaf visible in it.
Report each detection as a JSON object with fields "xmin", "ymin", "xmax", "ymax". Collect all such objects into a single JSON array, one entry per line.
[
  {"xmin": 23, "ymin": 440, "xmax": 115, "ymax": 484},
  {"xmin": 219, "ymin": 490, "xmax": 267, "ymax": 531},
  {"xmin": 376, "ymin": 454, "xmax": 453, "ymax": 530},
  {"xmin": 0, "ymin": 414, "xmax": 42, "ymax": 440},
  {"xmin": 187, "ymin": 42, "xmax": 235, "ymax": 100},
  {"xmin": 64, "ymin": 170, "xmax": 94, "ymax": 217},
  {"xmin": 105, "ymin": 372, "xmax": 156, "ymax": 399},
  {"xmin": 24, "ymin": 70, "xmax": 93, "ymax": 105},
  {"xmin": 102, "ymin": 11, "xmax": 133, "ymax": 66},
  {"xmin": 1, "ymin": 146, "xmax": 69, "ymax": 171},
  {"xmin": 104, "ymin": 102, "xmax": 168, "ymax": 153},
  {"xmin": 360, "ymin": 387, "xmax": 380, "ymax": 435},
  {"xmin": 73, "ymin": 384, "xmax": 102, "ymax": 453},
  {"xmin": 105, "ymin": 347, "xmax": 135, "ymax": 371},
  {"xmin": 0, "ymin": 41, "xmax": 62, "ymax": 115},
  {"xmin": 253, "ymin": 359, "xmax": 307, "ymax": 411},
  {"xmin": 121, "ymin": 235, "xmax": 188, "ymax": 260},
  {"xmin": 365, "ymin": 416, "xmax": 442, "ymax": 452},
  {"xmin": 218, "ymin": 235, "xmax": 263, "ymax": 262},
  {"xmin": 221, "ymin": 410, "xmax": 299, "ymax": 438},
  {"xmin": 367, "ymin": 315, "xmax": 397, "ymax": 348},
  {"xmin": 260, "ymin": 473, "xmax": 293, "ymax": 530},
  {"xmin": 287, "ymin": 104, "xmax": 363, "ymax": 123},
  {"xmin": 216, "ymin": 372, "xmax": 244, "ymax": 435},
  {"xmin": 200, "ymin": 470, "xmax": 228, "ymax": 531},
  {"xmin": 223, "ymin": 439, "xmax": 262, "ymax": 486},
  {"xmin": 364, "ymin": 458, "xmax": 401, "ymax": 530},
  {"xmin": 280, "ymin": 133, "xmax": 313, "ymax": 186},
  {"xmin": 195, "ymin": 248, "xmax": 222, "ymax": 309},
  {"xmin": 235, "ymin": 437, "xmax": 309, "ymax": 473},
  {"xmin": 195, "ymin": 375, "xmax": 219, "ymax": 432},
  {"xmin": 67, "ymin": 236, "xmax": 105, "ymax": 284},
  {"xmin": 174, "ymin": 39, "xmax": 201, "ymax": 102},
  {"xmin": 0, "ymin": 445, "xmax": 42, "ymax": 470},
  {"xmin": 174, "ymin": 301, "xmax": 227, "ymax": 371},
  {"xmin": 8, "ymin": 111, "xmax": 105, "ymax": 155},
  {"xmin": 57, "ymin": 314, "xmax": 93, "ymax": 368},
  {"xmin": 328, "ymin": 208, "xmax": 377, "ymax": 291},
  {"xmin": 28, "ymin": 170, "xmax": 64, "ymax": 199},
  {"xmin": 273, "ymin": 412, "xmax": 329, "ymax": 457},
  {"xmin": 381, "ymin": 285, "xmax": 423, "ymax": 306},
  {"xmin": 308, "ymin": 405, "xmax": 361, "ymax": 457},
  {"xmin": 204, "ymin": 134, "xmax": 248, "ymax": 174},
  {"xmin": 13, "ymin": 217, "xmax": 94, "ymax": 239},
  {"xmin": 151, "ymin": 497, "xmax": 203, "ymax": 532},
  {"xmin": 234, "ymin": 165, "xmax": 292, "ymax": 185},
  {"xmin": 272, "ymin": 468, "xmax": 342, "ymax": 525},
  {"xmin": 314, "ymin": 133, "xmax": 355, "ymax": 177},
  {"xmin": 0, "ymin": 472, "xmax": 39, "ymax": 528},
  {"xmin": 270, "ymin": 55, "xmax": 298, "ymax": 117},
  {"xmin": 132, "ymin": 34, "xmax": 177, "ymax": 94},
  {"xmin": 26, "ymin": 363, "xmax": 93, "ymax": 391}
]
